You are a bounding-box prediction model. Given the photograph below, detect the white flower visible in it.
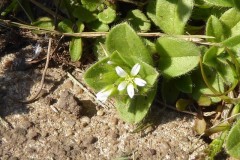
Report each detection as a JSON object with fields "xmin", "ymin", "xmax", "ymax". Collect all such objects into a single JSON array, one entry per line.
[
  {"xmin": 115, "ymin": 63, "xmax": 147, "ymax": 98},
  {"xmin": 96, "ymin": 88, "xmax": 113, "ymax": 102}
]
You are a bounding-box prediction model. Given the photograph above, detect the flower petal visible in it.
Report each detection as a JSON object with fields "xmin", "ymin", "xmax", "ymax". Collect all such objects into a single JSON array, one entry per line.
[
  {"xmin": 115, "ymin": 66, "xmax": 127, "ymax": 77},
  {"xmin": 131, "ymin": 63, "xmax": 141, "ymax": 76},
  {"xmin": 127, "ymin": 83, "xmax": 135, "ymax": 98},
  {"xmin": 118, "ymin": 81, "xmax": 128, "ymax": 91},
  {"xmin": 96, "ymin": 89, "xmax": 112, "ymax": 102},
  {"xmin": 134, "ymin": 78, "xmax": 147, "ymax": 87}
]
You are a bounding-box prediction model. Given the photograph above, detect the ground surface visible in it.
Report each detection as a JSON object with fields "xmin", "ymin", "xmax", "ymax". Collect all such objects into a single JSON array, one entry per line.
[{"xmin": 0, "ymin": 29, "xmax": 209, "ymax": 160}]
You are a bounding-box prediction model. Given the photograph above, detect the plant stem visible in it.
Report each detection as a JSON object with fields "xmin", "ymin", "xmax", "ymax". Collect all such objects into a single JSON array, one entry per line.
[{"xmin": 0, "ymin": 19, "xmax": 218, "ymax": 44}]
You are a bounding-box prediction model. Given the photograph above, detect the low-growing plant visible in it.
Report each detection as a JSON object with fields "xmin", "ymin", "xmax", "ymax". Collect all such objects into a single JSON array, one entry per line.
[{"xmin": 1, "ymin": 0, "xmax": 240, "ymax": 158}]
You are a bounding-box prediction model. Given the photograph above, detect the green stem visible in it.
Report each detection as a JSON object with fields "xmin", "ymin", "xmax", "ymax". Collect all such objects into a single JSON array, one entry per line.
[
  {"xmin": 199, "ymin": 57, "xmax": 235, "ymax": 103},
  {"xmin": 226, "ymin": 47, "xmax": 240, "ymax": 77}
]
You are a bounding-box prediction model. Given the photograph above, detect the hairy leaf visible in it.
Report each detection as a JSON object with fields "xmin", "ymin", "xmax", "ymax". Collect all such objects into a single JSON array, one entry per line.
[
  {"xmin": 69, "ymin": 21, "xmax": 84, "ymax": 61},
  {"xmin": 206, "ymin": 15, "xmax": 225, "ymax": 42},
  {"xmin": 156, "ymin": 37, "xmax": 200, "ymax": 78},
  {"xmin": 73, "ymin": 6, "xmax": 97, "ymax": 23},
  {"xmin": 106, "ymin": 23, "xmax": 153, "ymax": 65},
  {"xmin": 226, "ymin": 119, "xmax": 240, "ymax": 158},
  {"xmin": 127, "ymin": 9, "xmax": 151, "ymax": 32},
  {"xmin": 98, "ymin": 7, "xmax": 116, "ymax": 24},
  {"xmin": 116, "ymin": 86, "xmax": 157, "ymax": 124},
  {"xmin": 58, "ymin": 19, "xmax": 73, "ymax": 33},
  {"xmin": 147, "ymin": 0, "xmax": 194, "ymax": 35},
  {"xmin": 81, "ymin": 0, "xmax": 102, "ymax": 11}
]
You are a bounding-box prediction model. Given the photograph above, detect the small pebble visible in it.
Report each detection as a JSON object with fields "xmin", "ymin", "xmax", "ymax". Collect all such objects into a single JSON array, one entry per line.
[
  {"xmin": 86, "ymin": 136, "xmax": 98, "ymax": 144},
  {"xmin": 150, "ymin": 149, "xmax": 156, "ymax": 155},
  {"xmin": 97, "ymin": 110, "xmax": 104, "ymax": 116},
  {"xmin": 81, "ymin": 116, "xmax": 91, "ymax": 126}
]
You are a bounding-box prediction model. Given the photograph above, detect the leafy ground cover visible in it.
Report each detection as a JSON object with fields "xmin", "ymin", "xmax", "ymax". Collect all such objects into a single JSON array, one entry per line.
[{"xmin": 1, "ymin": 0, "xmax": 240, "ymax": 159}]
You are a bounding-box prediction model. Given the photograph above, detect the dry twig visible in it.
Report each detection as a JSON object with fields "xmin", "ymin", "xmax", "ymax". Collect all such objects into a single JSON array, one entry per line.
[{"xmin": 67, "ymin": 72, "xmax": 115, "ymax": 109}]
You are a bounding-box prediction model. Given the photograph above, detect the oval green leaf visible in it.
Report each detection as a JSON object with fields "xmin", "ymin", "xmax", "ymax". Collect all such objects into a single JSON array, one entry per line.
[
  {"xmin": 127, "ymin": 9, "xmax": 151, "ymax": 32},
  {"xmin": 81, "ymin": 0, "xmax": 101, "ymax": 11},
  {"xmin": 73, "ymin": 6, "xmax": 97, "ymax": 23},
  {"xmin": 32, "ymin": 17, "xmax": 54, "ymax": 30},
  {"xmin": 226, "ymin": 120, "xmax": 240, "ymax": 158},
  {"xmin": 69, "ymin": 21, "xmax": 84, "ymax": 62},
  {"xmin": 206, "ymin": 15, "xmax": 224, "ymax": 42},
  {"xmin": 147, "ymin": 0, "xmax": 194, "ymax": 35},
  {"xmin": 116, "ymin": 86, "xmax": 157, "ymax": 124},
  {"xmin": 98, "ymin": 7, "xmax": 116, "ymax": 24},
  {"xmin": 106, "ymin": 23, "xmax": 153, "ymax": 65},
  {"xmin": 156, "ymin": 37, "xmax": 200, "ymax": 78},
  {"xmin": 58, "ymin": 19, "xmax": 73, "ymax": 33}
]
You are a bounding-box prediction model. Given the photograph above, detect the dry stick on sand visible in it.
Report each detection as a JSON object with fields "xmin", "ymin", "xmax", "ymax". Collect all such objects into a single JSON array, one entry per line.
[
  {"xmin": 15, "ymin": 36, "xmax": 63, "ymax": 104},
  {"xmin": 12, "ymin": 38, "xmax": 53, "ymax": 103},
  {"xmin": 67, "ymin": 72, "xmax": 114, "ymax": 109}
]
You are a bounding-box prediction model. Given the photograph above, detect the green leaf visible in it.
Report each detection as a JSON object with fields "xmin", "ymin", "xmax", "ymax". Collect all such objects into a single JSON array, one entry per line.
[
  {"xmin": 98, "ymin": 7, "xmax": 116, "ymax": 24},
  {"xmin": 73, "ymin": 6, "xmax": 97, "ymax": 23},
  {"xmin": 194, "ymin": 114, "xmax": 207, "ymax": 134},
  {"xmin": 222, "ymin": 34, "xmax": 240, "ymax": 47},
  {"xmin": 69, "ymin": 21, "xmax": 84, "ymax": 62},
  {"xmin": 116, "ymin": 86, "xmax": 157, "ymax": 124},
  {"xmin": 88, "ymin": 20, "xmax": 109, "ymax": 32},
  {"xmin": 174, "ymin": 75, "xmax": 193, "ymax": 93},
  {"xmin": 204, "ymin": 0, "xmax": 233, "ymax": 7},
  {"xmin": 161, "ymin": 79, "xmax": 179, "ymax": 104},
  {"xmin": 58, "ymin": 19, "xmax": 73, "ymax": 33},
  {"xmin": 143, "ymin": 39, "xmax": 157, "ymax": 55},
  {"xmin": 192, "ymin": 68, "xmax": 224, "ymax": 103},
  {"xmin": 156, "ymin": 37, "xmax": 200, "ymax": 78},
  {"xmin": 226, "ymin": 119, "xmax": 240, "ymax": 158},
  {"xmin": 197, "ymin": 95, "xmax": 212, "ymax": 106},
  {"xmin": 32, "ymin": 17, "xmax": 54, "ymax": 30},
  {"xmin": 206, "ymin": 15, "xmax": 224, "ymax": 42},
  {"xmin": 106, "ymin": 23, "xmax": 153, "ymax": 65},
  {"xmin": 84, "ymin": 57, "xmax": 119, "ymax": 91},
  {"xmin": 81, "ymin": 0, "xmax": 102, "ymax": 11},
  {"xmin": 70, "ymin": 38, "xmax": 82, "ymax": 62},
  {"xmin": 220, "ymin": 8, "xmax": 240, "ymax": 29},
  {"xmin": 176, "ymin": 99, "xmax": 192, "ymax": 111},
  {"xmin": 203, "ymin": 47, "xmax": 236, "ymax": 85},
  {"xmin": 127, "ymin": 9, "xmax": 151, "ymax": 32},
  {"xmin": 93, "ymin": 38, "xmax": 107, "ymax": 60},
  {"xmin": 203, "ymin": 46, "xmax": 220, "ymax": 67},
  {"xmin": 206, "ymin": 132, "xmax": 227, "ymax": 159},
  {"xmin": 222, "ymin": 35, "xmax": 240, "ymax": 53},
  {"xmin": 147, "ymin": 0, "xmax": 194, "ymax": 35},
  {"xmin": 220, "ymin": 8, "xmax": 240, "ymax": 37}
]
